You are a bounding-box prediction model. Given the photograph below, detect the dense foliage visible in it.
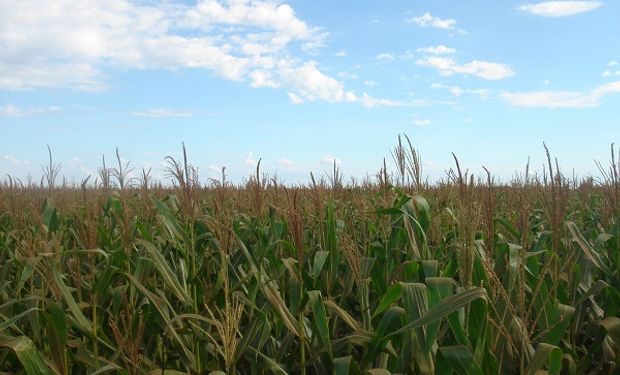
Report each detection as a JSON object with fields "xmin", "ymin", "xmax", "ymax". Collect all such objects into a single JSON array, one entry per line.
[{"xmin": 1, "ymin": 142, "xmax": 619, "ymax": 374}]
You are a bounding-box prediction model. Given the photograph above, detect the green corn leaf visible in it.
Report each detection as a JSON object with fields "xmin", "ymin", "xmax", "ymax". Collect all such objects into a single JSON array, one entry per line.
[
  {"xmin": 307, "ymin": 290, "xmax": 332, "ymax": 359},
  {"xmin": 135, "ymin": 239, "xmax": 192, "ymax": 305},
  {"xmin": 525, "ymin": 343, "xmax": 562, "ymax": 375},
  {"xmin": 313, "ymin": 251, "xmax": 329, "ymax": 280},
  {"xmin": 0, "ymin": 336, "xmax": 54, "ymax": 375},
  {"xmin": 51, "ymin": 266, "xmax": 93, "ymax": 333},
  {"xmin": 324, "ymin": 300, "xmax": 361, "ymax": 331},
  {"xmin": 373, "ymin": 283, "xmax": 402, "ymax": 318},
  {"xmin": 601, "ymin": 316, "xmax": 620, "ymax": 347},
  {"xmin": 565, "ymin": 221, "xmax": 608, "ymax": 273},
  {"xmin": 438, "ymin": 345, "xmax": 484, "ymax": 375},
  {"xmin": 391, "ymin": 287, "xmax": 486, "ymax": 337},
  {"xmin": 334, "ymin": 356, "xmax": 361, "ymax": 375},
  {"xmin": 363, "ymin": 307, "xmax": 404, "ymax": 365}
]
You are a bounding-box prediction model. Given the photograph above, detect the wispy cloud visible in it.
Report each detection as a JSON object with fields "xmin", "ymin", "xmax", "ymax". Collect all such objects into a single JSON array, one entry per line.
[
  {"xmin": 321, "ymin": 154, "xmax": 341, "ymax": 166},
  {"xmin": 412, "ymin": 118, "xmax": 431, "ymax": 126},
  {"xmin": 602, "ymin": 70, "xmax": 620, "ymax": 77},
  {"xmin": 334, "ymin": 50, "xmax": 347, "ymax": 57},
  {"xmin": 417, "ymin": 45, "xmax": 456, "ymax": 55},
  {"xmin": 376, "ymin": 53, "xmax": 395, "ymax": 61},
  {"xmin": 277, "ymin": 157, "xmax": 296, "ymax": 171},
  {"xmin": 0, "ymin": 104, "xmax": 60, "ymax": 117},
  {"xmin": 417, "ymin": 56, "xmax": 515, "ymax": 80},
  {"xmin": 337, "ymin": 72, "xmax": 358, "ymax": 80},
  {"xmin": 501, "ymin": 80, "xmax": 620, "ymax": 108},
  {"xmin": 430, "ymin": 83, "xmax": 489, "ymax": 99},
  {"xmin": 244, "ymin": 152, "xmax": 259, "ymax": 167},
  {"xmin": 517, "ymin": 1, "xmax": 602, "ymax": 17},
  {"xmin": 2, "ymin": 155, "xmax": 31, "ymax": 165},
  {"xmin": 358, "ymin": 93, "xmax": 442, "ymax": 108},
  {"xmin": 132, "ymin": 108, "xmax": 192, "ymax": 117},
  {"xmin": 287, "ymin": 92, "xmax": 304, "ymax": 104},
  {"xmin": 407, "ymin": 12, "xmax": 456, "ymax": 30}
]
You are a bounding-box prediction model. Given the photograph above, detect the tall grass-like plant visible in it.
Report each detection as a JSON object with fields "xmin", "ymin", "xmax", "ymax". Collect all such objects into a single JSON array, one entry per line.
[{"xmin": 0, "ymin": 139, "xmax": 619, "ymax": 374}]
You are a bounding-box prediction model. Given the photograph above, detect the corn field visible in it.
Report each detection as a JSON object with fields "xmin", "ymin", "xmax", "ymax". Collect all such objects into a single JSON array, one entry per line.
[{"xmin": 1, "ymin": 139, "xmax": 619, "ymax": 374}]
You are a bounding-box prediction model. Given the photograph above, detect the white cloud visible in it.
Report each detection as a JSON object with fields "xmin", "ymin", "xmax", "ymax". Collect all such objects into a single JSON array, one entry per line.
[
  {"xmin": 501, "ymin": 80, "xmax": 620, "ymax": 108},
  {"xmin": 321, "ymin": 154, "xmax": 341, "ymax": 166},
  {"xmin": 287, "ymin": 92, "xmax": 304, "ymax": 104},
  {"xmin": 363, "ymin": 80, "xmax": 377, "ymax": 86},
  {"xmin": 0, "ymin": 104, "xmax": 61, "ymax": 117},
  {"xmin": 0, "ymin": 0, "xmax": 349, "ymax": 104},
  {"xmin": 398, "ymin": 51, "xmax": 412, "ymax": 61},
  {"xmin": 282, "ymin": 61, "xmax": 357, "ymax": 103},
  {"xmin": 132, "ymin": 108, "xmax": 192, "ymax": 117},
  {"xmin": 407, "ymin": 12, "xmax": 456, "ymax": 30},
  {"xmin": 450, "ymin": 86, "xmax": 464, "ymax": 96},
  {"xmin": 0, "ymin": 105, "xmax": 22, "ymax": 117},
  {"xmin": 277, "ymin": 157, "xmax": 296, "ymax": 170},
  {"xmin": 244, "ymin": 152, "xmax": 259, "ymax": 167},
  {"xmin": 517, "ymin": 1, "xmax": 602, "ymax": 17},
  {"xmin": 609, "ymin": 60, "xmax": 618, "ymax": 67},
  {"xmin": 338, "ymin": 72, "xmax": 358, "ymax": 80},
  {"xmin": 334, "ymin": 50, "xmax": 347, "ymax": 57},
  {"xmin": 249, "ymin": 70, "xmax": 280, "ymax": 88},
  {"xmin": 377, "ymin": 53, "xmax": 395, "ymax": 61},
  {"xmin": 417, "ymin": 56, "xmax": 515, "ymax": 80},
  {"xmin": 3, "ymin": 155, "xmax": 21, "ymax": 165},
  {"xmin": 602, "ymin": 70, "xmax": 620, "ymax": 77},
  {"xmin": 430, "ymin": 83, "xmax": 489, "ymax": 99},
  {"xmin": 0, "ymin": 1, "xmax": 446, "ymax": 110},
  {"xmin": 360, "ymin": 93, "xmax": 408, "ymax": 108},
  {"xmin": 412, "ymin": 118, "xmax": 431, "ymax": 126},
  {"xmin": 359, "ymin": 93, "xmax": 440, "ymax": 108},
  {"xmin": 417, "ymin": 45, "xmax": 456, "ymax": 55}
]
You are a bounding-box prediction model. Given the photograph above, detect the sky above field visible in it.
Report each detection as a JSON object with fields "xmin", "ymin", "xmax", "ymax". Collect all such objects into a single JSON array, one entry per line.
[{"xmin": 1, "ymin": 0, "xmax": 619, "ymax": 185}]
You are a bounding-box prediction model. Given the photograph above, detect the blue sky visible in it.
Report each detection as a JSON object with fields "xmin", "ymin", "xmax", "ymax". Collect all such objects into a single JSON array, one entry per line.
[{"xmin": 1, "ymin": 0, "xmax": 619, "ymax": 185}]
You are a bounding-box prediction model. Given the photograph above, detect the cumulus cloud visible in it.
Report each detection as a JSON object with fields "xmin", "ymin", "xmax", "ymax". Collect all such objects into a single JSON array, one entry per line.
[
  {"xmin": 281, "ymin": 61, "xmax": 357, "ymax": 103},
  {"xmin": 417, "ymin": 45, "xmax": 456, "ymax": 55},
  {"xmin": 517, "ymin": 1, "xmax": 602, "ymax": 17},
  {"xmin": 417, "ymin": 56, "xmax": 515, "ymax": 80},
  {"xmin": 0, "ymin": 1, "xmax": 439, "ymax": 108},
  {"xmin": 132, "ymin": 108, "xmax": 193, "ymax": 117},
  {"xmin": 407, "ymin": 12, "xmax": 456, "ymax": 30},
  {"xmin": 0, "ymin": 104, "xmax": 61, "ymax": 117},
  {"xmin": 501, "ymin": 80, "xmax": 620, "ymax": 108},
  {"xmin": 0, "ymin": 0, "xmax": 355, "ymax": 103}
]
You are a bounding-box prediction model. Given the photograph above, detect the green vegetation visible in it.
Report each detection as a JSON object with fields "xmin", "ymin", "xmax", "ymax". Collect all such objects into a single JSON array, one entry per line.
[{"xmin": 1, "ymin": 139, "xmax": 619, "ymax": 374}]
